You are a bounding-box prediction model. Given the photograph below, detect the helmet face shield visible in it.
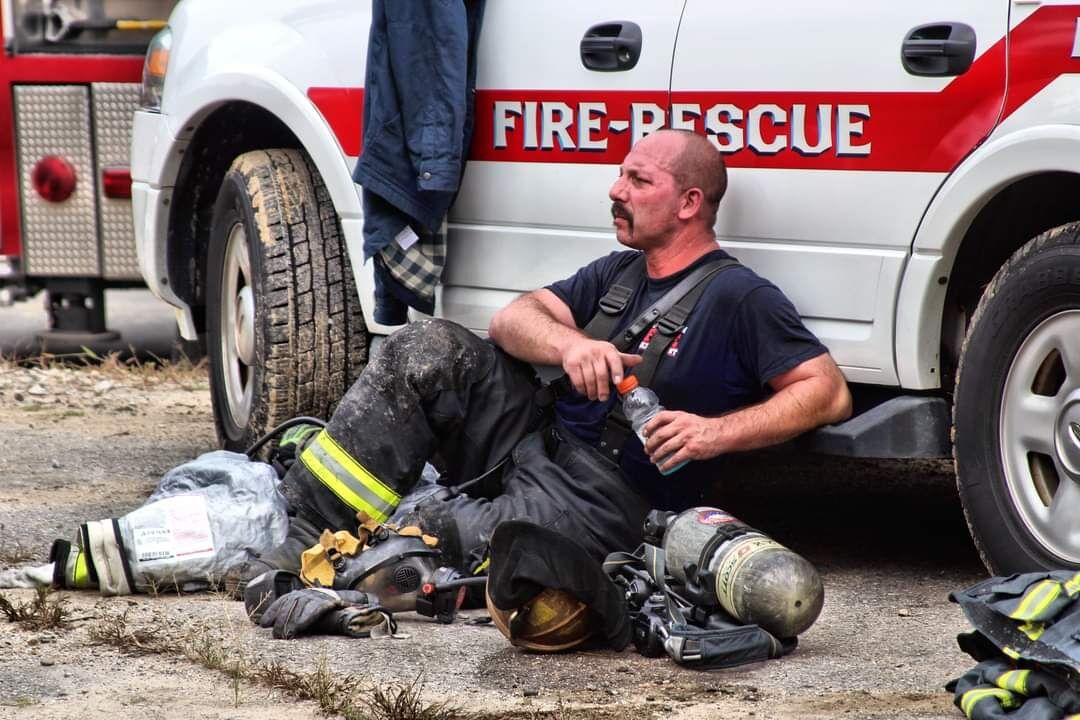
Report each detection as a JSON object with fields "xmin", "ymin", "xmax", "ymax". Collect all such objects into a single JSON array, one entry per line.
[
  {"xmin": 333, "ymin": 534, "xmax": 442, "ymax": 613},
  {"xmin": 349, "ymin": 554, "xmax": 440, "ymax": 612}
]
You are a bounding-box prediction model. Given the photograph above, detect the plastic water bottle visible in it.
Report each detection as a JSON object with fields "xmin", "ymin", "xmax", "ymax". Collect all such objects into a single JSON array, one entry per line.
[{"xmin": 616, "ymin": 376, "xmax": 688, "ymax": 475}]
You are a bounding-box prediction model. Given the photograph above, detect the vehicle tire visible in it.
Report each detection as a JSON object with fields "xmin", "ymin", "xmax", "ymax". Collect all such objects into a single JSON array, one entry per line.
[
  {"xmin": 954, "ymin": 222, "xmax": 1080, "ymax": 573},
  {"xmin": 206, "ymin": 148, "xmax": 368, "ymax": 453}
]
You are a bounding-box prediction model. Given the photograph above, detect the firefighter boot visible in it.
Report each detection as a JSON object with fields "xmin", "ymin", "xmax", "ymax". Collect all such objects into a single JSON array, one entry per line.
[{"xmin": 227, "ymin": 514, "xmax": 324, "ymax": 597}]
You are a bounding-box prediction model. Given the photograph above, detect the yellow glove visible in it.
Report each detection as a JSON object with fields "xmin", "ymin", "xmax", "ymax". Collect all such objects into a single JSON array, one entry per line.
[{"xmin": 300, "ymin": 530, "xmax": 362, "ymax": 587}]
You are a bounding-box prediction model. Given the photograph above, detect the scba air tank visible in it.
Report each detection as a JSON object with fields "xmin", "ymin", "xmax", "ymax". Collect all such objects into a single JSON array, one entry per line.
[{"xmin": 657, "ymin": 507, "xmax": 824, "ymax": 638}]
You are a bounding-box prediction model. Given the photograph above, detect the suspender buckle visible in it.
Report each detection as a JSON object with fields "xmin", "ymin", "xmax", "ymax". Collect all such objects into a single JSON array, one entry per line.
[
  {"xmin": 656, "ymin": 316, "xmax": 685, "ymax": 336},
  {"xmin": 657, "ymin": 306, "xmax": 690, "ymax": 336},
  {"xmin": 598, "ymin": 284, "xmax": 634, "ymax": 315}
]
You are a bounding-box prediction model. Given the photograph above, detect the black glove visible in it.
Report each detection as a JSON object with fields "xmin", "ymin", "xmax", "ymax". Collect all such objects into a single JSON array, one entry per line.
[
  {"xmin": 258, "ymin": 587, "xmax": 394, "ymax": 639},
  {"xmin": 319, "ymin": 604, "xmax": 398, "ymax": 637},
  {"xmin": 244, "ymin": 570, "xmax": 306, "ymax": 623}
]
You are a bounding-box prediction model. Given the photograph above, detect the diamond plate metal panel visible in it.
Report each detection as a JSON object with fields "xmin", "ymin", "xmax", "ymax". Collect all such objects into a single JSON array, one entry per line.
[
  {"xmin": 93, "ymin": 83, "xmax": 141, "ymax": 280},
  {"xmin": 15, "ymin": 85, "xmax": 98, "ymax": 277}
]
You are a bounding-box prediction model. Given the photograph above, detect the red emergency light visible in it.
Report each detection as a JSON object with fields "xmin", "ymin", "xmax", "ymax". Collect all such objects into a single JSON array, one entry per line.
[
  {"xmin": 101, "ymin": 167, "xmax": 132, "ymax": 199},
  {"xmin": 31, "ymin": 155, "xmax": 76, "ymax": 203}
]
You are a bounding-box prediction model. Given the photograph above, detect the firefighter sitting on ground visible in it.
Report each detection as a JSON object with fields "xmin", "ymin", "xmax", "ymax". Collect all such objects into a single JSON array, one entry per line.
[{"xmin": 238, "ymin": 129, "xmax": 852, "ymax": 587}]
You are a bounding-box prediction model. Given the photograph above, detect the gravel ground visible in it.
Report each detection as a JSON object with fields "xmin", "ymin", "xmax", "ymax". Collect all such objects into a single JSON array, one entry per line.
[{"xmin": 0, "ymin": 362, "xmax": 986, "ymax": 719}]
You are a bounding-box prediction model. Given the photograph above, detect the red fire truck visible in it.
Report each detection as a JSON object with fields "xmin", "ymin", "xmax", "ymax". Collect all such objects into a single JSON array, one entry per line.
[{"xmin": 0, "ymin": 0, "xmax": 175, "ymax": 341}]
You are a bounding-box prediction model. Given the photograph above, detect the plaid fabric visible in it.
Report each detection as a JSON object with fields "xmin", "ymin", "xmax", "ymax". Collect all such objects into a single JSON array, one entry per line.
[{"xmin": 378, "ymin": 230, "xmax": 447, "ymax": 303}]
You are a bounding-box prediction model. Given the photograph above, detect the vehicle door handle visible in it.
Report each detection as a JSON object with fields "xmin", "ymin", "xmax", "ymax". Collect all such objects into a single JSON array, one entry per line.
[
  {"xmin": 901, "ymin": 23, "xmax": 977, "ymax": 76},
  {"xmin": 580, "ymin": 21, "xmax": 642, "ymax": 71}
]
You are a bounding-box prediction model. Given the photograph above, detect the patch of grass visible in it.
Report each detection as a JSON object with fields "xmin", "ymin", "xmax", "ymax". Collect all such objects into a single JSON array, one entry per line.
[
  {"xmin": 185, "ymin": 632, "xmax": 229, "ymax": 669},
  {"xmin": 20, "ymin": 403, "xmax": 48, "ymax": 412},
  {"xmin": 297, "ymin": 657, "xmax": 361, "ymax": 717},
  {"xmin": 86, "ymin": 607, "xmax": 159, "ymax": 653},
  {"xmin": 0, "ymin": 587, "xmax": 69, "ymax": 630},
  {"xmin": 0, "ymin": 347, "xmax": 208, "ymax": 390},
  {"xmin": 88, "ymin": 606, "xmax": 472, "ymax": 718},
  {"xmin": 92, "ymin": 347, "xmax": 209, "ymax": 388},
  {"xmin": 355, "ymin": 676, "xmax": 464, "ymax": 720}
]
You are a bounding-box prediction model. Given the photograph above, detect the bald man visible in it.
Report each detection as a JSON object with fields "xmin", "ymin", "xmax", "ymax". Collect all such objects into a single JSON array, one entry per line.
[{"xmin": 243, "ymin": 129, "xmax": 851, "ymax": 584}]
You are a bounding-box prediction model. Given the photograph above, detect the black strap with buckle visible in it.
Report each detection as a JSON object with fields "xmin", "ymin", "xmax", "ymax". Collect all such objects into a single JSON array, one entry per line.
[
  {"xmin": 582, "ymin": 254, "xmax": 648, "ymax": 349},
  {"xmin": 594, "ymin": 257, "xmax": 740, "ymax": 463},
  {"xmin": 534, "ymin": 256, "xmax": 649, "ymax": 409},
  {"xmin": 603, "ymin": 543, "xmax": 794, "ymax": 670},
  {"xmin": 535, "ymin": 253, "xmax": 740, "ymax": 464},
  {"xmin": 629, "ymin": 259, "xmax": 738, "ymax": 393}
]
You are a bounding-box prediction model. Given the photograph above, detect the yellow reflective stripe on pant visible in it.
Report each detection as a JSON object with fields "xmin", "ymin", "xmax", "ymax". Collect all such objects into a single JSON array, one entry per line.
[
  {"xmin": 1009, "ymin": 580, "xmax": 1062, "ymax": 621},
  {"xmin": 300, "ymin": 430, "xmax": 400, "ymax": 523},
  {"xmin": 1018, "ymin": 620, "xmax": 1045, "ymax": 641},
  {"xmin": 995, "ymin": 669, "xmax": 1030, "ymax": 695},
  {"xmin": 961, "ymin": 688, "xmax": 1021, "ymax": 718}
]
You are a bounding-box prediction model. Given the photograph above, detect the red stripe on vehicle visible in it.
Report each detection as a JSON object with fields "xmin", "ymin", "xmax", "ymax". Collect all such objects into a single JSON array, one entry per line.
[
  {"xmin": 1003, "ymin": 5, "xmax": 1080, "ymax": 119},
  {"xmin": 310, "ymin": 5, "xmax": 1080, "ymax": 175},
  {"xmin": 308, "ymin": 87, "xmax": 363, "ymax": 156}
]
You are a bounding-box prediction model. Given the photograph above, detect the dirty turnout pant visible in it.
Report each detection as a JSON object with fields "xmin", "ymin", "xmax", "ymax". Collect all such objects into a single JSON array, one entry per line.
[{"xmin": 279, "ymin": 319, "xmax": 651, "ymax": 572}]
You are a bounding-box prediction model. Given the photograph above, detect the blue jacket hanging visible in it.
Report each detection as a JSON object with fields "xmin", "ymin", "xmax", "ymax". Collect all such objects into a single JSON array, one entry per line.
[{"xmin": 352, "ymin": 0, "xmax": 485, "ymax": 324}]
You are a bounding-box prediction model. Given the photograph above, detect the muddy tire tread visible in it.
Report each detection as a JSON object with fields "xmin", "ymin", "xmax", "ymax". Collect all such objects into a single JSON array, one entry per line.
[{"xmin": 211, "ymin": 148, "xmax": 367, "ymax": 450}]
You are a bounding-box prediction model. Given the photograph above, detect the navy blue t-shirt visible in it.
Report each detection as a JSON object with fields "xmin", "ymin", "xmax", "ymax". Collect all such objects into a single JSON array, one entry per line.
[{"xmin": 546, "ymin": 249, "xmax": 827, "ymax": 508}]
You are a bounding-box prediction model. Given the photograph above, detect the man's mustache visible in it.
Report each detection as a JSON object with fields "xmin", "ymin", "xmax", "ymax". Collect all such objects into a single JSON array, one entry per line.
[{"xmin": 611, "ymin": 203, "xmax": 633, "ymax": 226}]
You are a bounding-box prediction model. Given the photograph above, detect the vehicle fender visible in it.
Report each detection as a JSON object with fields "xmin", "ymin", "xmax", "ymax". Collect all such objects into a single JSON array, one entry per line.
[
  {"xmin": 895, "ymin": 124, "xmax": 1080, "ymax": 389},
  {"xmin": 162, "ymin": 69, "xmax": 361, "ymax": 222},
  {"xmin": 160, "ymin": 3, "xmax": 364, "ymax": 218}
]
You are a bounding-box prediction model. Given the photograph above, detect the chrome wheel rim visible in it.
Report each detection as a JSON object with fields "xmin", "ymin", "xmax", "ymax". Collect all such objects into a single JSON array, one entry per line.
[
  {"xmin": 220, "ymin": 222, "xmax": 255, "ymax": 430},
  {"xmin": 999, "ymin": 310, "xmax": 1080, "ymax": 563}
]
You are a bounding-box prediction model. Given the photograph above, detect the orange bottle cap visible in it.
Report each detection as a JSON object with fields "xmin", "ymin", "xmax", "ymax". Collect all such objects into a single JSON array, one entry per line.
[{"xmin": 616, "ymin": 376, "xmax": 639, "ymax": 394}]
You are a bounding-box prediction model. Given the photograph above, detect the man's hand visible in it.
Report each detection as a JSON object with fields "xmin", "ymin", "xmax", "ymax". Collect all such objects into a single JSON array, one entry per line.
[
  {"xmin": 642, "ymin": 410, "xmax": 722, "ymax": 472},
  {"xmin": 639, "ymin": 353, "xmax": 852, "ymax": 473},
  {"xmin": 562, "ymin": 337, "xmax": 642, "ymax": 401}
]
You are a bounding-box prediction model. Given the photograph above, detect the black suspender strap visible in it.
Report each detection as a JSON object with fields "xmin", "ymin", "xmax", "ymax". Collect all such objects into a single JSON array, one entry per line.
[
  {"xmin": 535, "ymin": 255, "xmax": 647, "ymax": 408},
  {"xmin": 612, "ymin": 257, "xmax": 739, "ymax": 352},
  {"xmin": 597, "ymin": 258, "xmax": 739, "ymax": 462},
  {"xmin": 630, "ymin": 258, "xmax": 739, "ymax": 389},
  {"xmin": 581, "ymin": 254, "xmax": 648, "ymax": 348},
  {"xmin": 535, "ymin": 254, "xmax": 740, "ymax": 412}
]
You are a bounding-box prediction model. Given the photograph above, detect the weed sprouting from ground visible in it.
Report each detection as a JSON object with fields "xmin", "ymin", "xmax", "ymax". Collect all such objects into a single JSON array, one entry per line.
[
  {"xmin": 86, "ymin": 605, "xmax": 474, "ymax": 718},
  {"xmin": 185, "ymin": 632, "xmax": 229, "ymax": 669},
  {"xmin": 353, "ymin": 675, "xmax": 466, "ymax": 720},
  {"xmin": 86, "ymin": 607, "xmax": 159, "ymax": 653},
  {"xmin": 0, "ymin": 587, "xmax": 69, "ymax": 630}
]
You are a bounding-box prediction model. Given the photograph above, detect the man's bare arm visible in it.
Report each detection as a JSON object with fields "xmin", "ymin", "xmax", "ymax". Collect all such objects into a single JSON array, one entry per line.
[
  {"xmin": 643, "ymin": 353, "xmax": 852, "ymax": 471},
  {"xmin": 488, "ymin": 289, "xmax": 580, "ymax": 364},
  {"xmin": 489, "ymin": 289, "xmax": 641, "ymax": 401}
]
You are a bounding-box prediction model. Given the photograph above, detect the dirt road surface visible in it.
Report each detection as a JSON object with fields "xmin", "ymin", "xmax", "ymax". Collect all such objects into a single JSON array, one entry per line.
[{"xmin": 0, "ymin": 361, "xmax": 984, "ymax": 719}]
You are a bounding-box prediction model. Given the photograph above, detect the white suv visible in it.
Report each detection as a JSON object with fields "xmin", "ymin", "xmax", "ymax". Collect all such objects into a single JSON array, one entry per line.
[{"xmin": 131, "ymin": 0, "xmax": 1080, "ymax": 574}]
